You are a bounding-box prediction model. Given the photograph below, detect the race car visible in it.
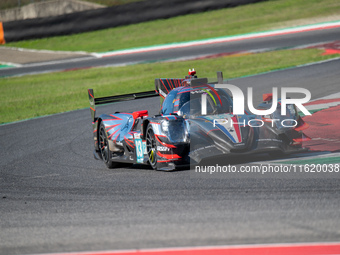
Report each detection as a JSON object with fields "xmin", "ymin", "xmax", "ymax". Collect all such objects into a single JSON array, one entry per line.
[{"xmin": 88, "ymin": 69, "xmax": 310, "ymax": 170}]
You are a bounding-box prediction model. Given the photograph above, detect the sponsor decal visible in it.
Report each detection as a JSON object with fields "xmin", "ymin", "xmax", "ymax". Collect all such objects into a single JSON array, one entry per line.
[
  {"xmin": 159, "ymin": 89, "xmax": 167, "ymax": 98},
  {"xmin": 157, "ymin": 146, "xmax": 170, "ymax": 151},
  {"xmin": 133, "ymin": 133, "xmax": 141, "ymax": 139}
]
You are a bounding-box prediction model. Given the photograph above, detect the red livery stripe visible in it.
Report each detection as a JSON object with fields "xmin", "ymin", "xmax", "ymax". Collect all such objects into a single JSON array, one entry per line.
[
  {"xmin": 231, "ymin": 116, "xmax": 242, "ymax": 143},
  {"xmin": 38, "ymin": 242, "xmax": 340, "ymax": 255},
  {"xmin": 157, "ymin": 151, "xmax": 181, "ymax": 159},
  {"xmin": 155, "ymin": 135, "xmax": 176, "ymax": 148}
]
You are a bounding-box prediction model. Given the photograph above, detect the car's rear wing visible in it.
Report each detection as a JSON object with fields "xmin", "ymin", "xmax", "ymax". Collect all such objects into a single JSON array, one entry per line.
[
  {"xmin": 154, "ymin": 78, "xmax": 185, "ymax": 99},
  {"xmin": 88, "ymin": 89, "xmax": 158, "ymax": 122},
  {"xmin": 154, "ymin": 70, "xmax": 223, "ymax": 99}
]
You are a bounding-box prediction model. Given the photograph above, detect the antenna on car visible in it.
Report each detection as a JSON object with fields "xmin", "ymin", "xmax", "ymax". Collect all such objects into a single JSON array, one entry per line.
[{"xmin": 217, "ymin": 71, "xmax": 223, "ymax": 84}]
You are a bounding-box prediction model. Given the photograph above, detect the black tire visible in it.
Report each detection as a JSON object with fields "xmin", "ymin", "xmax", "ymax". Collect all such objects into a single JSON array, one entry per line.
[
  {"xmin": 146, "ymin": 124, "xmax": 158, "ymax": 170},
  {"xmin": 99, "ymin": 122, "xmax": 117, "ymax": 169}
]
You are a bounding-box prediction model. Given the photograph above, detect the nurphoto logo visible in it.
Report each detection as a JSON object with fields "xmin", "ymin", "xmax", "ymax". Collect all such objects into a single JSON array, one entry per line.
[{"xmin": 200, "ymin": 85, "xmax": 312, "ymax": 128}]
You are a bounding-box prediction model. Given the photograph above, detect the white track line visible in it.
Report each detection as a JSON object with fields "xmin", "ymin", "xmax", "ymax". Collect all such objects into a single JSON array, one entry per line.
[{"xmin": 94, "ymin": 20, "xmax": 340, "ymax": 57}]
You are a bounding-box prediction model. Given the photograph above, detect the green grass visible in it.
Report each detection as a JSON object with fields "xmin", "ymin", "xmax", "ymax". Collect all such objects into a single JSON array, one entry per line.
[
  {"xmin": 0, "ymin": 0, "xmax": 36, "ymax": 10},
  {"xmin": 0, "ymin": 64, "xmax": 14, "ymax": 68},
  {"xmin": 2, "ymin": 0, "xmax": 340, "ymax": 52},
  {"xmin": 0, "ymin": 48, "xmax": 338, "ymax": 124}
]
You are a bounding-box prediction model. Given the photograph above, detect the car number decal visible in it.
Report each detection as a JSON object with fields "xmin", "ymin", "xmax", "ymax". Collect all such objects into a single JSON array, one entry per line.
[{"xmin": 135, "ymin": 139, "xmax": 146, "ymax": 163}]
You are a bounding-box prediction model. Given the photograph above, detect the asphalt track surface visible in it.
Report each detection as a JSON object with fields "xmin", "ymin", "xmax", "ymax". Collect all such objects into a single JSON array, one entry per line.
[
  {"xmin": 0, "ymin": 26, "xmax": 340, "ymax": 77},
  {"xmin": 1, "ymin": 56, "xmax": 340, "ymax": 255}
]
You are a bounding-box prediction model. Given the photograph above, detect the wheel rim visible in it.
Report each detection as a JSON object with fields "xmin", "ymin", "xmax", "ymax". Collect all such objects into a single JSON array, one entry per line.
[
  {"xmin": 146, "ymin": 127, "xmax": 157, "ymax": 168},
  {"xmin": 99, "ymin": 126, "xmax": 109, "ymax": 162}
]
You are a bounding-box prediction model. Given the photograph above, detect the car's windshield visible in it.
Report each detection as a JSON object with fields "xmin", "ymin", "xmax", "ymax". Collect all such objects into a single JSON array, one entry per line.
[
  {"xmin": 160, "ymin": 86, "xmax": 233, "ymax": 117},
  {"xmin": 179, "ymin": 88, "xmax": 232, "ymax": 117}
]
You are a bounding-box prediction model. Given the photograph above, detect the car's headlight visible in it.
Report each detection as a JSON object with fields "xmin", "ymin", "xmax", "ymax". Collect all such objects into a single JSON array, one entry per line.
[{"xmin": 161, "ymin": 120, "xmax": 169, "ymax": 132}]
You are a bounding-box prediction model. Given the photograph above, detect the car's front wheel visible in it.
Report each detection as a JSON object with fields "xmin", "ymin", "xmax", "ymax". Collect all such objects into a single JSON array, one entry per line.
[{"xmin": 146, "ymin": 124, "xmax": 158, "ymax": 170}]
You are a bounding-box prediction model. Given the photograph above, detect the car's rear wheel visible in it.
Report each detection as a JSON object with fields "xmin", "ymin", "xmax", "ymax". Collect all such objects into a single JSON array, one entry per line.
[
  {"xmin": 146, "ymin": 124, "xmax": 158, "ymax": 170},
  {"xmin": 99, "ymin": 122, "xmax": 117, "ymax": 169}
]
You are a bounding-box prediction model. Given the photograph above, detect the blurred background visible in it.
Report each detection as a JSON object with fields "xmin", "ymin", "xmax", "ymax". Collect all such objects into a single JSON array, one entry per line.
[{"xmin": 0, "ymin": 0, "xmax": 142, "ymax": 22}]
